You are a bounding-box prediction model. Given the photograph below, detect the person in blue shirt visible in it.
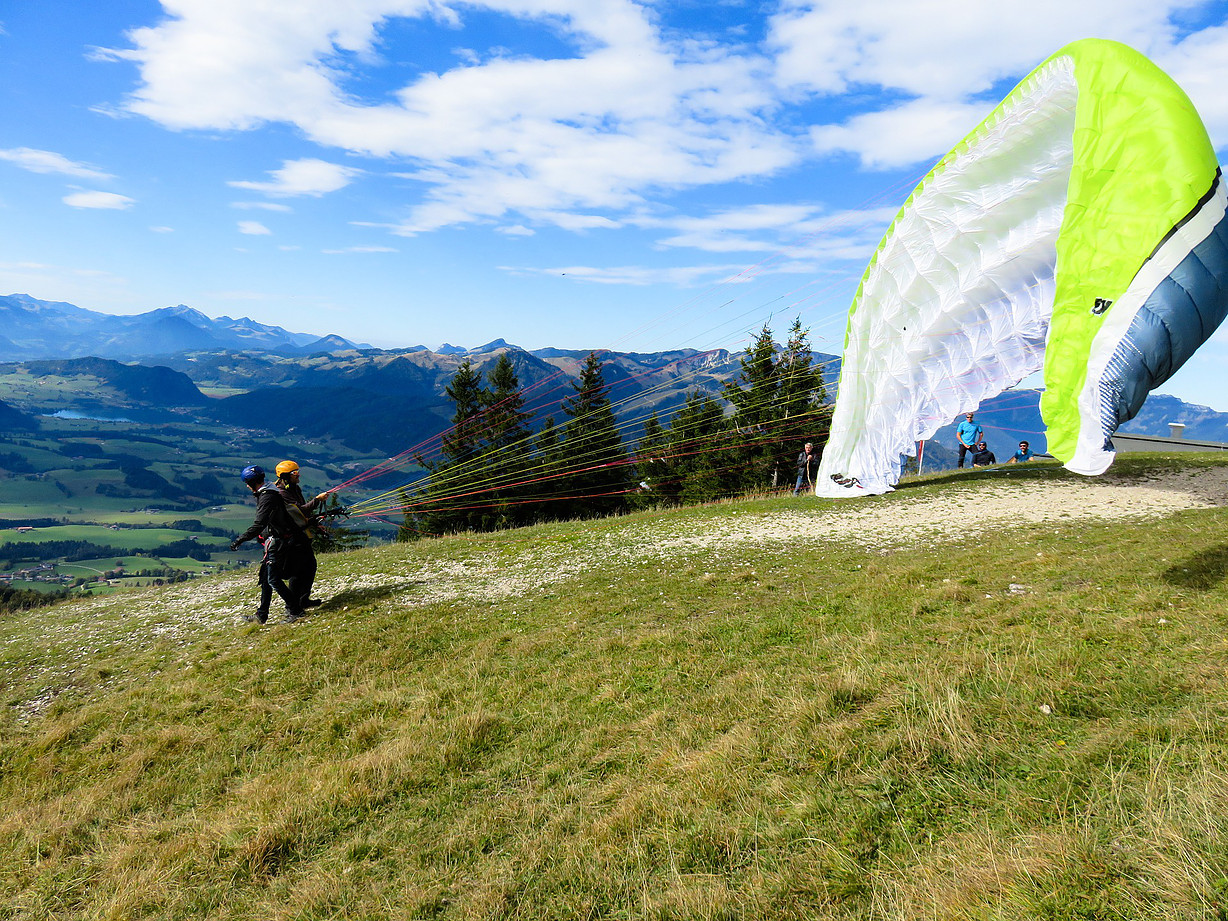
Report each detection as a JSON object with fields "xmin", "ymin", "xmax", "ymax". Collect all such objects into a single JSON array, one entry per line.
[
  {"xmin": 955, "ymin": 412, "xmax": 983, "ymax": 468},
  {"xmin": 1008, "ymin": 440, "xmax": 1035, "ymax": 464}
]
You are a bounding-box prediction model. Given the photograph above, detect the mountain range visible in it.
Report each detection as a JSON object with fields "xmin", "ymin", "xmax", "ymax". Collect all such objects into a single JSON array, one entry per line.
[
  {"xmin": 0, "ymin": 293, "xmax": 370, "ymax": 360},
  {"xmin": 2, "ymin": 293, "xmax": 1226, "ymax": 457}
]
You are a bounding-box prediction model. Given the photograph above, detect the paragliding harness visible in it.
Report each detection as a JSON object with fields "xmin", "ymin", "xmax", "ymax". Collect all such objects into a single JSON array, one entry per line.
[{"xmin": 256, "ymin": 484, "xmax": 311, "ymax": 549}]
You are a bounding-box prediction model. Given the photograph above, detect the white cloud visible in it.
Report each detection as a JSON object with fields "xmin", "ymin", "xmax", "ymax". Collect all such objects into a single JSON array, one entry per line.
[
  {"xmin": 229, "ymin": 158, "xmax": 359, "ymax": 197},
  {"xmin": 768, "ymin": 0, "xmax": 1197, "ymax": 99},
  {"xmin": 63, "ymin": 190, "xmax": 134, "ymax": 210},
  {"xmin": 96, "ymin": 0, "xmax": 1228, "ymax": 235},
  {"xmin": 0, "ymin": 147, "xmax": 113, "ymax": 180},
  {"xmin": 232, "ymin": 201, "xmax": 294, "ymax": 212},
  {"xmin": 237, "ymin": 220, "xmax": 272, "ymax": 234},
  {"xmin": 150, "ymin": 225, "xmax": 174, "ymax": 233},
  {"xmin": 769, "ymin": 1, "xmax": 1221, "ymax": 168},
  {"xmin": 810, "ymin": 98, "xmax": 992, "ymax": 169},
  {"xmin": 634, "ymin": 202, "xmax": 896, "ymax": 259},
  {"xmin": 321, "ymin": 245, "xmax": 398, "ymax": 253},
  {"xmin": 101, "ymin": 1, "xmax": 797, "ymax": 231},
  {"xmin": 535, "ymin": 212, "xmax": 622, "ymax": 232},
  {"xmin": 516, "ymin": 263, "xmax": 751, "ymax": 286}
]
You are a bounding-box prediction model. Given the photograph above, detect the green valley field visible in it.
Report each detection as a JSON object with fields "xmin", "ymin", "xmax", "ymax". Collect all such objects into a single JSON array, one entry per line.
[
  {"xmin": 0, "ymin": 410, "xmax": 401, "ymax": 596},
  {"xmin": 3, "ymin": 455, "xmax": 1228, "ymax": 919}
]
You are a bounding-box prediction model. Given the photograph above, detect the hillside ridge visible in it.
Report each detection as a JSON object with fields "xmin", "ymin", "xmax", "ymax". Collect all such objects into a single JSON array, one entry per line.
[{"xmin": 10, "ymin": 460, "xmax": 1224, "ymax": 725}]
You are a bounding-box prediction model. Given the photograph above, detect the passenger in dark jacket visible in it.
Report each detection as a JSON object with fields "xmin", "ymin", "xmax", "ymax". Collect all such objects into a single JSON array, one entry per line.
[
  {"xmin": 274, "ymin": 460, "xmax": 330, "ymax": 610},
  {"xmin": 231, "ymin": 465, "xmax": 309, "ymax": 623}
]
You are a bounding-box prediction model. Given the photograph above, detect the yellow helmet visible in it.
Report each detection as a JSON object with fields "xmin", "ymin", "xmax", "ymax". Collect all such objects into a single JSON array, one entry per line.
[{"xmin": 275, "ymin": 460, "xmax": 299, "ymax": 477}]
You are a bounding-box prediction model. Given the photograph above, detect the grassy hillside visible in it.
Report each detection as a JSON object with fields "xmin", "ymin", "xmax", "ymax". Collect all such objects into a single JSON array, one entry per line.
[{"xmin": 3, "ymin": 455, "xmax": 1228, "ymax": 919}]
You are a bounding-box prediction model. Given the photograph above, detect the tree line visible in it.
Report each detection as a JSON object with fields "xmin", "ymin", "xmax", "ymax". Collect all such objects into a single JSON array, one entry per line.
[{"xmin": 401, "ymin": 319, "xmax": 831, "ymax": 538}]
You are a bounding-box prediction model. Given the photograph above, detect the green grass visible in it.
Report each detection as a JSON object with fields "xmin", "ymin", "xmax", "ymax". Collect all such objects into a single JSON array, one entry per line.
[
  {"xmin": 3, "ymin": 456, "xmax": 1228, "ymax": 919},
  {"xmin": 0, "ymin": 524, "xmax": 225, "ymax": 550}
]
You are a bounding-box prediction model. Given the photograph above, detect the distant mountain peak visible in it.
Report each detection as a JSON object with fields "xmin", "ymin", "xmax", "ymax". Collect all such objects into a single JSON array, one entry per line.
[
  {"xmin": 436, "ymin": 342, "xmax": 467, "ymax": 355},
  {"xmin": 469, "ymin": 338, "xmax": 520, "ymax": 353},
  {"xmin": 146, "ymin": 304, "xmax": 213, "ymax": 327}
]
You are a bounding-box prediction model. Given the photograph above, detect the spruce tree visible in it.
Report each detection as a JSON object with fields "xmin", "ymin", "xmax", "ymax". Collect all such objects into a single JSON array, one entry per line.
[
  {"xmin": 723, "ymin": 323, "xmax": 780, "ymax": 429},
  {"xmin": 395, "ymin": 486, "xmax": 421, "ymax": 542},
  {"xmin": 632, "ymin": 412, "xmax": 670, "ymax": 507},
  {"xmin": 418, "ymin": 359, "xmax": 489, "ymax": 533},
  {"xmin": 723, "ymin": 323, "xmax": 783, "ymax": 488},
  {"xmin": 482, "ymin": 352, "xmax": 533, "ymax": 528},
  {"xmin": 775, "ymin": 317, "xmax": 831, "ymax": 478},
  {"xmin": 561, "ymin": 352, "xmax": 627, "ymax": 518},
  {"xmin": 532, "ymin": 414, "xmax": 567, "ymax": 522},
  {"xmin": 668, "ymin": 392, "xmax": 734, "ymax": 504},
  {"xmin": 722, "ymin": 319, "xmax": 831, "ymax": 491}
]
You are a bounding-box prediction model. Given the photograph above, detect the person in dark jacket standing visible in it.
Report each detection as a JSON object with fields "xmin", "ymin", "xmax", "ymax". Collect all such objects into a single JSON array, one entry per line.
[
  {"xmin": 274, "ymin": 460, "xmax": 329, "ymax": 610},
  {"xmin": 230, "ymin": 464, "xmax": 308, "ymax": 623},
  {"xmin": 793, "ymin": 442, "xmax": 818, "ymax": 496}
]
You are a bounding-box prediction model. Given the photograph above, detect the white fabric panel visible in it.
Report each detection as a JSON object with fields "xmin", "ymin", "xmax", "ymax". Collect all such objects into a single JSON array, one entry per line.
[{"xmin": 817, "ymin": 58, "xmax": 1078, "ymax": 496}]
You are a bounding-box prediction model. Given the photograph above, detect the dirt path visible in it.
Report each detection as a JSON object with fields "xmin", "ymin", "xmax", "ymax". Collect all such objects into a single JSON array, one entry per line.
[{"xmin": 376, "ymin": 465, "xmax": 1228, "ymax": 608}]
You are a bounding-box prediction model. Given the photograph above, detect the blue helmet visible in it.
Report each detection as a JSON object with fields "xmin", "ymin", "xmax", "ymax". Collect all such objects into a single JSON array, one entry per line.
[{"xmin": 240, "ymin": 464, "xmax": 265, "ymax": 484}]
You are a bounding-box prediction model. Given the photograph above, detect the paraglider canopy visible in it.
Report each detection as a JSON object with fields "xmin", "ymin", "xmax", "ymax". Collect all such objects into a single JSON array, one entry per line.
[{"xmin": 817, "ymin": 38, "xmax": 1228, "ymax": 497}]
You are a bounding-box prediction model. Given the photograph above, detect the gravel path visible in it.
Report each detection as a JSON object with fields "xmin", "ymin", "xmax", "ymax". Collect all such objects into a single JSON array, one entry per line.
[{"xmin": 368, "ymin": 464, "xmax": 1228, "ymax": 608}]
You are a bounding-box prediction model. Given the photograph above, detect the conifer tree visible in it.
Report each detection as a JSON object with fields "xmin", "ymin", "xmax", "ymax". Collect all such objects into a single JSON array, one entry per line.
[
  {"xmin": 723, "ymin": 323, "xmax": 783, "ymax": 488},
  {"xmin": 313, "ymin": 494, "xmax": 370, "ymax": 551},
  {"xmin": 722, "ymin": 319, "xmax": 831, "ymax": 490},
  {"xmin": 631, "ymin": 412, "xmax": 670, "ymax": 508},
  {"xmin": 775, "ymin": 317, "xmax": 832, "ymax": 476},
  {"xmin": 395, "ymin": 487, "xmax": 420, "ymax": 542},
  {"xmin": 440, "ymin": 359, "xmax": 487, "ymax": 469},
  {"xmin": 561, "ymin": 352, "xmax": 627, "ymax": 518},
  {"xmin": 723, "ymin": 323, "xmax": 780, "ymax": 430},
  {"xmin": 532, "ymin": 414, "xmax": 567, "ymax": 522},
  {"xmin": 668, "ymin": 392, "xmax": 733, "ymax": 503},
  {"xmin": 418, "ymin": 359, "xmax": 488, "ymax": 532},
  {"xmin": 482, "ymin": 352, "xmax": 533, "ymax": 528}
]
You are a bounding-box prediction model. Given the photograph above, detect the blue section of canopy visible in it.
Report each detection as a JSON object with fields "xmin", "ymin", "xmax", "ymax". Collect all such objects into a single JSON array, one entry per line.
[{"xmin": 1102, "ymin": 203, "xmax": 1228, "ymax": 445}]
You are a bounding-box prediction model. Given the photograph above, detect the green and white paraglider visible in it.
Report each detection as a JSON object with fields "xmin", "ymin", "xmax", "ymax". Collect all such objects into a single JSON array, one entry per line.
[{"xmin": 817, "ymin": 38, "xmax": 1228, "ymax": 497}]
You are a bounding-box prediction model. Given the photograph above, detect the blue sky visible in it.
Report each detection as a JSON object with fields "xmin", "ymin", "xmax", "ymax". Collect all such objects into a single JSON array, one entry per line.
[{"xmin": 3, "ymin": 1, "xmax": 1228, "ymax": 406}]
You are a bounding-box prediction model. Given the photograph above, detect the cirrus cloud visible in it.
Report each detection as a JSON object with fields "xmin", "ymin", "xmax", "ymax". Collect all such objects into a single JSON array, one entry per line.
[
  {"xmin": 0, "ymin": 147, "xmax": 114, "ymax": 180},
  {"xmin": 63, "ymin": 190, "xmax": 134, "ymax": 209}
]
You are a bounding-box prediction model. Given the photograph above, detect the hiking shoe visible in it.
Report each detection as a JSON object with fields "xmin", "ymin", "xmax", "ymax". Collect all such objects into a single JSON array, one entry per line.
[
  {"xmin": 301, "ymin": 598, "xmax": 323, "ymax": 609},
  {"xmin": 244, "ymin": 610, "xmax": 268, "ymax": 624},
  {"xmin": 283, "ymin": 610, "xmax": 305, "ymax": 624}
]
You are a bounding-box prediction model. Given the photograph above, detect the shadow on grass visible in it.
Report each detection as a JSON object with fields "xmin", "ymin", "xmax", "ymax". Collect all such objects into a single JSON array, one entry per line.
[
  {"xmin": 895, "ymin": 461, "xmax": 1069, "ymax": 492},
  {"xmin": 1162, "ymin": 545, "xmax": 1228, "ymax": 590},
  {"xmin": 318, "ymin": 580, "xmax": 424, "ymax": 609}
]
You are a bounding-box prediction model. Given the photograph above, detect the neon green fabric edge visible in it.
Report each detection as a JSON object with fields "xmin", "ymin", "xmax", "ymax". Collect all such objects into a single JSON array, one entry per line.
[{"xmin": 1040, "ymin": 39, "xmax": 1217, "ymax": 462}]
